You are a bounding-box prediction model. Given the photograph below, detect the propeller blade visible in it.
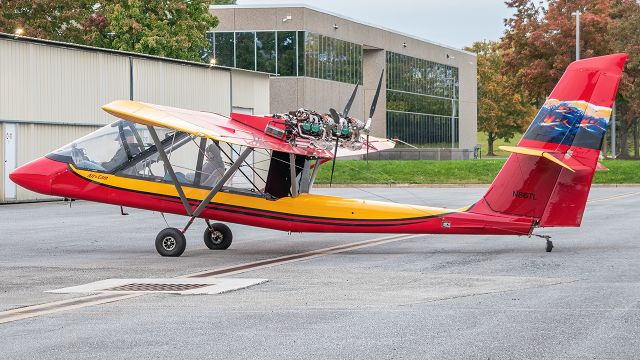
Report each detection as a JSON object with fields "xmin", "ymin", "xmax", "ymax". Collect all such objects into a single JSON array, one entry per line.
[
  {"xmin": 328, "ymin": 108, "xmax": 341, "ymax": 187},
  {"xmin": 366, "ymin": 134, "xmax": 370, "ymax": 165},
  {"xmin": 342, "ymin": 83, "xmax": 359, "ymax": 117},
  {"xmin": 329, "ymin": 108, "xmax": 341, "ymax": 123},
  {"xmin": 329, "ymin": 136, "xmax": 339, "ymax": 187},
  {"xmin": 368, "ymin": 69, "xmax": 384, "ymax": 120}
]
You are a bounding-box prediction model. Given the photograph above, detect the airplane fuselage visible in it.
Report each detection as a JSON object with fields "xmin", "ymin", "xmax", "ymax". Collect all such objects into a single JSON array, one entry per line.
[{"xmin": 13, "ymin": 157, "xmax": 535, "ymax": 236}]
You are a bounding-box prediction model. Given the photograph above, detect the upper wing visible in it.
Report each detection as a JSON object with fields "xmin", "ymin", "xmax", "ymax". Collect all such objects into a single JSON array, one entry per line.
[
  {"xmin": 102, "ymin": 100, "xmax": 334, "ymax": 158},
  {"xmin": 333, "ymin": 136, "xmax": 396, "ymax": 158}
]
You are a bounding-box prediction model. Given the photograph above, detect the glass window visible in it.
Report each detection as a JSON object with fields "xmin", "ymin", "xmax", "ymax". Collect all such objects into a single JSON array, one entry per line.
[
  {"xmin": 277, "ymin": 31, "xmax": 296, "ymax": 76},
  {"xmin": 256, "ymin": 31, "xmax": 276, "ymax": 73},
  {"xmin": 235, "ymin": 32, "xmax": 255, "ymax": 70},
  {"xmin": 297, "ymin": 31, "xmax": 305, "ymax": 76},
  {"xmin": 50, "ymin": 121, "xmax": 172, "ymax": 174},
  {"xmin": 385, "ymin": 51, "xmax": 459, "ymax": 147},
  {"xmin": 386, "ymin": 112, "xmax": 458, "ymax": 148},
  {"xmin": 301, "ymin": 32, "xmax": 361, "ymax": 84},
  {"xmin": 214, "ymin": 32, "xmax": 234, "ymax": 67}
]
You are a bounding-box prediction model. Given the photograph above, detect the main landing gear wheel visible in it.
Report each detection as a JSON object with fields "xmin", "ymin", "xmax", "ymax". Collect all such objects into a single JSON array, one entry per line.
[
  {"xmin": 155, "ymin": 228, "xmax": 186, "ymax": 257},
  {"xmin": 204, "ymin": 223, "xmax": 233, "ymax": 250}
]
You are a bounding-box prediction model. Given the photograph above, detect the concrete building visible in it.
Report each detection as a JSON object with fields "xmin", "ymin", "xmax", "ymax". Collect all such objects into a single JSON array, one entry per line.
[
  {"xmin": 0, "ymin": 33, "xmax": 270, "ymax": 203},
  {"xmin": 208, "ymin": 4, "xmax": 477, "ymax": 154}
]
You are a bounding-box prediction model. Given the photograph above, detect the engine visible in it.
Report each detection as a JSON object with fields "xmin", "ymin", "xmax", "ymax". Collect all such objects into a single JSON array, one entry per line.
[{"xmin": 264, "ymin": 108, "xmax": 369, "ymax": 152}]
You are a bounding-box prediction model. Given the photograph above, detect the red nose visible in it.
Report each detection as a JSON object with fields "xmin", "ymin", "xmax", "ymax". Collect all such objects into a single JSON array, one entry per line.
[{"xmin": 9, "ymin": 157, "xmax": 64, "ymax": 195}]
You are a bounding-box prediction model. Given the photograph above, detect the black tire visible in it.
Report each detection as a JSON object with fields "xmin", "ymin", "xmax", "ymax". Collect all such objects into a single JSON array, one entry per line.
[
  {"xmin": 203, "ymin": 223, "xmax": 233, "ymax": 250},
  {"xmin": 155, "ymin": 228, "xmax": 186, "ymax": 257}
]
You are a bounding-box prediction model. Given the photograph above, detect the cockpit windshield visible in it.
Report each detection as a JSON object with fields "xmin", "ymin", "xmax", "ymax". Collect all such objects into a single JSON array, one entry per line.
[
  {"xmin": 50, "ymin": 120, "xmax": 172, "ymax": 173},
  {"xmin": 49, "ymin": 120, "xmax": 267, "ymax": 195}
]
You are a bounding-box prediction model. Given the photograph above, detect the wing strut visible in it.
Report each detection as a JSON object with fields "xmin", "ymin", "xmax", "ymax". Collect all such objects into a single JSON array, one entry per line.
[
  {"xmin": 182, "ymin": 146, "xmax": 254, "ymax": 233},
  {"xmin": 147, "ymin": 126, "xmax": 194, "ymax": 217},
  {"xmin": 289, "ymin": 153, "xmax": 298, "ymax": 197},
  {"xmin": 147, "ymin": 125, "xmax": 254, "ymax": 233}
]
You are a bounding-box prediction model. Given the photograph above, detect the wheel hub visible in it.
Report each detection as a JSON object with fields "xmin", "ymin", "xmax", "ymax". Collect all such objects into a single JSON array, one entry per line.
[
  {"xmin": 210, "ymin": 230, "xmax": 223, "ymax": 245},
  {"xmin": 162, "ymin": 236, "xmax": 176, "ymax": 251}
]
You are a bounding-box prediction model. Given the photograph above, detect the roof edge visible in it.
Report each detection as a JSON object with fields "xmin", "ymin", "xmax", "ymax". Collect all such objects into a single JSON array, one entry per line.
[
  {"xmin": 209, "ymin": 3, "xmax": 476, "ymax": 56},
  {"xmin": 0, "ymin": 32, "xmax": 274, "ymax": 76}
]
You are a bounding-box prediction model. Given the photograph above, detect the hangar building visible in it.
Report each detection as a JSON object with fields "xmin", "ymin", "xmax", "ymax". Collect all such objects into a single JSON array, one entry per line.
[{"xmin": 0, "ymin": 34, "xmax": 270, "ymax": 203}]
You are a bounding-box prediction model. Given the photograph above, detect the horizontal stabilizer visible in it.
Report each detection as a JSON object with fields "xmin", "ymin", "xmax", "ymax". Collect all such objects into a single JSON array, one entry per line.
[{"xmin": 499, "ymin": 146, "xmax": 575, "ymax": 172}]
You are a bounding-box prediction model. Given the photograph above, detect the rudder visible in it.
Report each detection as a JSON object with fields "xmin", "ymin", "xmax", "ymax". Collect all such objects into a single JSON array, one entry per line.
[{"xmin": 472, "ymin": 53, "xmax": 627, "ymax": 227}]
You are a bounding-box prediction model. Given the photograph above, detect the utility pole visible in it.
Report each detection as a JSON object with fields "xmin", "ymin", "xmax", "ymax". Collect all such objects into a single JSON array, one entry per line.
[
  {"xmin": 610, "ymin": 79, "xmax": 617, "ymax": 157},
  {"xmin": 572, "ymin": 10, "xmax": 581, "ymax": 60}
]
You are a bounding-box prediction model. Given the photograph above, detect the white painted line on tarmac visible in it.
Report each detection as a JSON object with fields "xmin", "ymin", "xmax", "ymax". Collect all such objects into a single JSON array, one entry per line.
[{"xmin": 48, "ymin": 278, "xmax": 268, "ymax": 295}]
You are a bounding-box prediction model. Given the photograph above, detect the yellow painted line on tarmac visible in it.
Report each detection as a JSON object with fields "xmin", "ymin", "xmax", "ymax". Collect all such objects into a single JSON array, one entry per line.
[{"xmin": 0, "ymin": 234, "xmax": 419, "ymax": 325}]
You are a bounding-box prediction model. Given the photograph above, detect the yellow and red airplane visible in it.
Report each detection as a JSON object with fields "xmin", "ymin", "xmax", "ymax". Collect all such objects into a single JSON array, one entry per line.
[{"xmin": 10, "ymin": 54, "xmax": 626, "ymax": 256}]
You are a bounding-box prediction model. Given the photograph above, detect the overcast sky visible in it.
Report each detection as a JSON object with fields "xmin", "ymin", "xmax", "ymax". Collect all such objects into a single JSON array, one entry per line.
[{"xmin": 235, "ymin": 0, "xmax": 515, "ymax": 50}]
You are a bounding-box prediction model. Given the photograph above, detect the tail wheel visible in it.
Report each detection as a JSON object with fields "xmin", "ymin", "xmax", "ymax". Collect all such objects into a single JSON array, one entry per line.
[
  {"xmin": 545, "ymin": 239, "xmax": 554, "ymax": 253},
  {"xmin": 155, "ymin": 228, "xmax": 186, "ymax": 257},
  {"xmin": 204, "ymin": 223, "xmax": 233, "ymax": 250}
]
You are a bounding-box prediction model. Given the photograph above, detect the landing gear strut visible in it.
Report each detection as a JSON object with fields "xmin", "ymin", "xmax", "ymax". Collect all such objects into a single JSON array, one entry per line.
[
  {"xmin": 531, "ymin": 234, "xmax": 553, "ymax": 252},
  {"xmin": 146, "ymin": 126, "xmax": 252, "ymax": 257}
]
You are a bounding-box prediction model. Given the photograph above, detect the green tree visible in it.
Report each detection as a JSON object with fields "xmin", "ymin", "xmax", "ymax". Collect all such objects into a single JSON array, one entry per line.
[
  {"xmin": 0, "ymin": 0, "xmax": 220, "ymax": 63},
  {"xmin": 466, "ymin": 41, "xmax": 536, "ymax": 156},
  {"xmin": 84, "ymin": 1, "xmax": 218, "ymax": 62},
  {"xmin": 502, "ymin": 0, "xmax": 614, "ymax": 104},
  {"xmin": 0, "ymin": 0, "xmax": 95, "ymax": 43}
]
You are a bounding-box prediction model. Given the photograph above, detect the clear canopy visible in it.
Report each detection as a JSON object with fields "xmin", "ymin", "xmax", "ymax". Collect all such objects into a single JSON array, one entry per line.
[{"xmin": 50, "ymin": 120, "xmax": 266, "ymax": 192}]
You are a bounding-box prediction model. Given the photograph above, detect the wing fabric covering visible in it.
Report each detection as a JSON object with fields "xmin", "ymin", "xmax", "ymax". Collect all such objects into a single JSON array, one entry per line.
[
  {"xmin": 102, "ymin": 100, "xmax": 394, "ymax": 159},
  {"xmin": 102, "ymin": 100, "xmax": 333, "ymax": 158},
  {"xmin": 473, "ymin": 54, "xmax": 626, "ymax": 227}
]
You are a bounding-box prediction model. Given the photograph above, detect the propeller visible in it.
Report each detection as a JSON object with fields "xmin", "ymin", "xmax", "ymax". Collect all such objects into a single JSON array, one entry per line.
[
  {"xmin": 342, "ymin": 83, "xmax": 359, "ymax": 117},
  {"xmin": 328, "ymin": 108, "xmax": 342, "ymax": 187},
  {"xmin": 366, "ymin": 69, "xmax": 385, "ymax": 164}
]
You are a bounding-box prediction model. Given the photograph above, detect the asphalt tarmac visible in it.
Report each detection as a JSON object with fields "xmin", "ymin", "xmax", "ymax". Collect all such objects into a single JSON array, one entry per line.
[{"xmin": 1, "ymin": 187, "xmax": 639, "ymax": 359}]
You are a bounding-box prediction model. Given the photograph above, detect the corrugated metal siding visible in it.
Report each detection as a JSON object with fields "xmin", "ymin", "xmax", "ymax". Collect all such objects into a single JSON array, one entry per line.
[
  {"xmin": 0, "ymin": 124, "xmax": 5, "ymax": 202},
  {"xmin": 133, "ymin": 58, "xmax": 231, "ymax": 114},
  {"xmin": 12, "ymin": 123, "xmax": 99, "ymax": 201},
  {"xmin": 232, "ymin": 70, "xmax": 270, "ymax": 114},
  {"xmin": 0, "ymin": 38, "xmax": 129, "ymax": 125}
]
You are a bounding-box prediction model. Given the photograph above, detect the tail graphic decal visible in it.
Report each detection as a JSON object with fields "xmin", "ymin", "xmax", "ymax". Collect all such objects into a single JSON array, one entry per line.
[{"xmin": 524, "ymin": 99, "xmax": 612, "ymax": 150}]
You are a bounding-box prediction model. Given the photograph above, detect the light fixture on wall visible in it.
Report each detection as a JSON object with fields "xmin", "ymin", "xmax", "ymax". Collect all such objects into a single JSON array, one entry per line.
[
  {"xmin": 446, "ymin": 54, "xmax": 455, "ymax": 60},
  {"xmin": 209, "ymin": 58, "xmax": 217, "ymax": 66},
  {"xmin": 282, "ymin": 15, "xmax": 292, "ymax": 22},
  {"xmin": 333, "ymin": 23, "xmax": 339, "ymax": 30},
  {"xmin": 402, "ymin": 42, "xmax": 407, "ymax": 48},
  {"xmin": 14, "ymin": 28, "xmax": 24, "ymax": 37}
]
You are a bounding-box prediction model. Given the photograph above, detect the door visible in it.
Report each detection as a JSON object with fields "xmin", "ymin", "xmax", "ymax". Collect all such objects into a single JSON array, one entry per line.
[
  {"xmin": 230, "ymin": 107, "xmax": 255, "ymax": 188},
  {"xmin": 4, "ymin": 123, "xmax": 17, "ymax": 200}
]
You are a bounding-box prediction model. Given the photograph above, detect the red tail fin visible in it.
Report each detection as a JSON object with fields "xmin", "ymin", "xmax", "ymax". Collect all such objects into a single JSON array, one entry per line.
[{"xmin": 472, "ymin": 53, "xmax": 627, "ymax": 227}]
